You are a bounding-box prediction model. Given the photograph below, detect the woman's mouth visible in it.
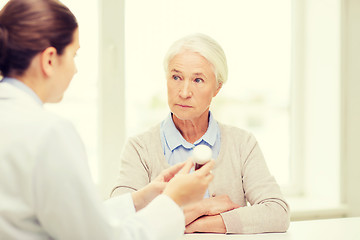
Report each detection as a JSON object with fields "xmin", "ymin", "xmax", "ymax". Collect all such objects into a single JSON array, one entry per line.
[{"xmin": 176, "ymin": 104, "xmax": 192, "ymax": 108}]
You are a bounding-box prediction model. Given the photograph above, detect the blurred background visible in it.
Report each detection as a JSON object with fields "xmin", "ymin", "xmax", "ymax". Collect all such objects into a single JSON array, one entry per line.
[{"xmin": 1, "ymin": 0, "xmax": 358, "ymax": 221}]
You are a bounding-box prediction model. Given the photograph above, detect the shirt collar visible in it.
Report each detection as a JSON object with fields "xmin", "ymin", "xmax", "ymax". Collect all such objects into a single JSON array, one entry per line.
[
  {"xmin": 1, "ymin": 77, "xmax": 43, "ymax": 106},
  {"xmin": 162, "ymin": 111, "xmax": 219, "ymax": 151}
]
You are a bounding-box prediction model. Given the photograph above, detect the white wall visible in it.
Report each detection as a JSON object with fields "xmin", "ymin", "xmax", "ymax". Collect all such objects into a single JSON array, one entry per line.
[
  {"xmin": 302, "ymin": 0, "xmax": 341, "ymax": 204},
  {"xmin": 98, "ymin": 0, "xmax": 126, "ymax": 198},
  {"xmin": 289, "ymin": 0, "xmax": 345, "ymax": 220},
  {"xmin": 342, "ymin": 0, "xmax": 360, "ymax": 217}
]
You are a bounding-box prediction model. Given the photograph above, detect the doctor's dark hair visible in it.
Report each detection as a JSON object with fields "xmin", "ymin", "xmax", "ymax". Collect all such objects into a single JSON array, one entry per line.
[{"xmin": 0, "ymin": 0, "xmax": 78, "ymax": 77}]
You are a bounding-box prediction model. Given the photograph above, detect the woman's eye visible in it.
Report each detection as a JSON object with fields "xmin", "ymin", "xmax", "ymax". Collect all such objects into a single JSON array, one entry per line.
[
  {"xmin": 173, "ymin": 75, "xmax": 181, "ymax": 80},
  {"xmin": 194, "ymin": 78, "xmax": 203, "ymax": 83}
]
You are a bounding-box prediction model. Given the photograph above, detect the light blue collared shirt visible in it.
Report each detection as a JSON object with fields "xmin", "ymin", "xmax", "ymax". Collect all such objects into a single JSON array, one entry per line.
[
  {"xmin": 160, "ymin": 111, "xmax": 221, "ymax": 198},
  {"xmin": 1, "ymin": 77, "xmax": 43, "ymax": 105}
]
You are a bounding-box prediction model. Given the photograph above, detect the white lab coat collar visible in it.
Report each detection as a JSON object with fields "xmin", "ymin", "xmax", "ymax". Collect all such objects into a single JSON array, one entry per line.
[{"xmin": 0, "ymin": 80, "xmax": 43, "ymax": 109}]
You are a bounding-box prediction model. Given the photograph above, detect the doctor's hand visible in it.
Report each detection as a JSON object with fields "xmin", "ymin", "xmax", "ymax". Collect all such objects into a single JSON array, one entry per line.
[
  {"xmin": 153, "ymin": 161, "xmax": 187, "ymax": 183},
  {"xmin": 163, "ymin": 160, "xmax": 214, "ymax": 207},
  {"xmin": 131, "ymin": 162, "xmax": 186, "ymax": 211}
]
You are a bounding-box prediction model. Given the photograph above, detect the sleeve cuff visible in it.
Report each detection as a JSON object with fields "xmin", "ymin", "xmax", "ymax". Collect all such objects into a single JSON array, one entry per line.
[
  {"xmin": 136, "ymin": 194, "xmax": 185, "ymax": 240},
  {"xmin": 104, "ymin": 193, "xmax": 136, "ymax": 225}
]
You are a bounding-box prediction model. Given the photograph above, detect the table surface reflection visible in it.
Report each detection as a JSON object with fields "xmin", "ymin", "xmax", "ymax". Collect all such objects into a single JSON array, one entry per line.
[{"xmin": 179, "ymin": 217, "xmax": 360, "ymax": 240}]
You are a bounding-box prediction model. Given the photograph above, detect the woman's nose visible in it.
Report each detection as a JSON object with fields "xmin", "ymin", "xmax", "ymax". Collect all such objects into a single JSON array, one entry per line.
[{"xmin": 179, "ymin": 80, "xmax": 192, "ymax": 98}]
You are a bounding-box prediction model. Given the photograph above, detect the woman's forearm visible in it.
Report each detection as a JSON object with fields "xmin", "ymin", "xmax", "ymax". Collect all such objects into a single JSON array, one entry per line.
[
  {"xmin": 185, "ymin": 215, "xmax": 226, "ymax": 233},
  {"xmin": 183, "ymin": 201, "xmax": 207, "ymax": 225}
]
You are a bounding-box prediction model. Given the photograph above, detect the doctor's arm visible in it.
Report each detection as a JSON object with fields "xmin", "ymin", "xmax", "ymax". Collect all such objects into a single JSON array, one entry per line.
[
  {"xmin": 131, "ymin": 161, "xmax": 186, "ymax": 211},
  {"xmin": 33, "ymin": 120, "xmax": 187, "ymax": 240}
]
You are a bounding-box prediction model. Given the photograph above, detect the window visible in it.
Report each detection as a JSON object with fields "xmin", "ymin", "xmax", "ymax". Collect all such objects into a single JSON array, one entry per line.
[
  {"xmin": 2, "ymin": 0, "xmax": 345, "ymax": 215},
  {"xmin": 288, "ymin": 0, "xmax": 342, "ymax": 211},
  {"xmin": 124, "ymin": 0, "xmax": 292, "ymax": 186},
  {"xmin": 45, "ymin": 0, "xmax": 99, "ymax": 182},
  {"xmin": 0, "ymin": 0, "xmax": 99, "ymax": 182}
]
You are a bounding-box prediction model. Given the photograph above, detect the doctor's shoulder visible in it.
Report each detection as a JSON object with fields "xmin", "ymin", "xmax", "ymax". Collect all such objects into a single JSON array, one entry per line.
[
  {"xmin": 41, "ymin": 112, "xmax": 82, "ymax": 142},
  {"xmin": 22, "ymin": 108, "xmax": 83, "ymax": 148}
]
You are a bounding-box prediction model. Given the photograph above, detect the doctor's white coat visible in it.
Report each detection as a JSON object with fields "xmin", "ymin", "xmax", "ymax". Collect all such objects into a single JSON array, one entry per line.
[{"xmin": 0, "ymin": 80, "xmax": 185, "ymax": 240}]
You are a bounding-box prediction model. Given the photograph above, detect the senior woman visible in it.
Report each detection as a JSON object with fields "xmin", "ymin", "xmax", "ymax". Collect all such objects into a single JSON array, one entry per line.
[{"xmin": 111, "ymin": 33, "xmax": 290, "ymax": 234}]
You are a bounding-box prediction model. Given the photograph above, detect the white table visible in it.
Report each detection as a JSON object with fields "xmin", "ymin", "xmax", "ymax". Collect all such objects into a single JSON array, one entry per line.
[{"xmin": 180, "ymin": 217, "xmax": 360, "ymax": 240}]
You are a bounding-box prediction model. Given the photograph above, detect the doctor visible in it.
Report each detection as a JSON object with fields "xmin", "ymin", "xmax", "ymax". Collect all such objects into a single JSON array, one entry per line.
[{"xmin": 0, "ymin": 0, "xmax": 214, "ymax": 240}]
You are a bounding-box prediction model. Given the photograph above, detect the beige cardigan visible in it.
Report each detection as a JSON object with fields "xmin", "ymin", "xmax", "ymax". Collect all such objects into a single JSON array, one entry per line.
[{"xmin": 111, "ymin": 123, "xmax": 290, "ymax": 233}]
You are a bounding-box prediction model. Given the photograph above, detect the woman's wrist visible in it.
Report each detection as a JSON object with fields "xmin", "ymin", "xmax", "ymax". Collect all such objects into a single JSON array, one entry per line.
[
  {"xmin": 184, "ymin": 200, "xmax": 206, "ymax": 225},
  {"xmin": 132, "ymin": 182, "xmax": 166, "ymax": 211},
  {"xmin": 131, "ymin": 190, "xmax": 145, "ymax": 211}
]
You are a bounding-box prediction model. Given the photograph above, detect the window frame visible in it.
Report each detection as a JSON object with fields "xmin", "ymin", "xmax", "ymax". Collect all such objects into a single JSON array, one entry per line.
[{"xmin": 98, "ymin": 1, "xmax": 346, "ymax": 221}]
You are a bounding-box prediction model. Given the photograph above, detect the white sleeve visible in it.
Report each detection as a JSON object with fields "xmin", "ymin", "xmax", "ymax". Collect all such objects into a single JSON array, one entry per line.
[
  {"xmin": 33, "ymin": 119, "xmax": 185, "ymax": 240},
  {"xmin": 118, "ymin": 194, "xmax": 185, "ymax": 240},
  {"xmin": 104, "ymin": 193, "xmax": 136, "ymax": 221}
]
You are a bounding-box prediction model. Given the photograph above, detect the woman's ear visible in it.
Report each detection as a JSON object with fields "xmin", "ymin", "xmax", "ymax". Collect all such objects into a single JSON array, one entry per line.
[
  {"xmin": 40, "ymin": 47, "xmax": 57, "ymax": 77},
  {"xmin": 213, "ymin": 82, "xmax": 223, "ymax": 97}
]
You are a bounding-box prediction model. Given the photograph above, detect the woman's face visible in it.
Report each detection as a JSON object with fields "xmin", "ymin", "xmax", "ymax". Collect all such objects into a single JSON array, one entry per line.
[
  {"xmin": 48, "ymin": 28, "xmax": 80, "ymax": 103},
  {"xmin": 167, "ymin": 50, "xmax": 221, "ymax": 122}
]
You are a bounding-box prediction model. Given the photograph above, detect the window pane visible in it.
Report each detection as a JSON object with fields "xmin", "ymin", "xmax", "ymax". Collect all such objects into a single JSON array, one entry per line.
[
  {"xmin": 125, "ymin": 0, "xmax": 291, "ymax": 185},
  {"xmin": 45, "ymin": 0, "xmax": 99, "ymax": 182}
]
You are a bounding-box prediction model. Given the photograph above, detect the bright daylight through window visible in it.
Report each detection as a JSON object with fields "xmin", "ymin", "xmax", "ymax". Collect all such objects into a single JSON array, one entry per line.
[
  {"xmin": 124, "ymin": 0, "xmax": 291, "ymax": 186},
  {"xmin": 44, "ymin": 0, "xmax": 99, "ymax": 182}
]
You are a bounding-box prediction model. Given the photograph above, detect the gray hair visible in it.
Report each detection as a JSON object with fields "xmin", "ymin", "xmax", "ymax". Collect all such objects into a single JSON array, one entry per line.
[{"xmin": 163, "ymin": 33, "xmax": 228, "ymax": 85}]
